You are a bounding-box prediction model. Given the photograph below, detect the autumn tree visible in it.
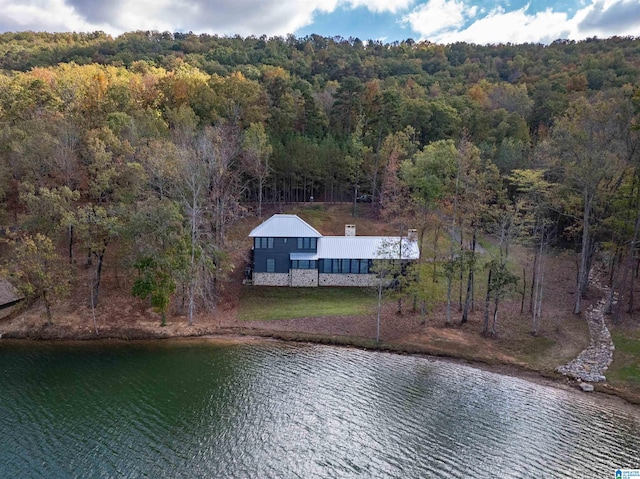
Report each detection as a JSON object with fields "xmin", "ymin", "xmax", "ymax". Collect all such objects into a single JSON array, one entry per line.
[
  {"xmin": 400, "ymin": 139, "xmax": 458, "ymax": 313},
  {"xmin": 129, "ymin": 198, "xmax": 189, "ymax": 326},
  {"xmin": 456, "ymin": 136, "xmax": 501, "ymax": 324},
  {"xmin": 1, "ymin": 232, "xmax": 70, "ymax": 324},
  {"xmin": 76, "ymin": 127, "xmax": 146, "ymax": 308},
  {"xmin": 507, "ymin": 169, "xmax": 554, "ymax": 334},
  {"xmin": 379, "ymin": 127, "xmax": 416, "ymax": 223},
  {"xmin": 483, "ymin": 259, "xmax": 518, "ymax": 336},
  {"xmin": 547, "ymin": 94, "xmax": 629, "ymax": 315},
  {"xmin": 242, "ymin": 122, "xmax": 272, "ymax": 217}
]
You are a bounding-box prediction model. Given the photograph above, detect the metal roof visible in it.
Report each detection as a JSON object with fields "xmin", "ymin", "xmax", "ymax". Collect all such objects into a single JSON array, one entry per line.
[
  {"xmin": 290, "ymin": 252, "xmax": 319, "ymax": 260},
  {"xmin": 0, "ymin": 278, "xmax": 23, "ymax": 307},
  {"xmin": 248, "ymin": 214, "xmax": 322, "ymax": 238},
  {"xmin": 249, "ymin": 214, "xmax": 419, "ymax": 261},
  {"xmin": 317, "ymin": 236, "xmax": 419, "ymax": 260}
]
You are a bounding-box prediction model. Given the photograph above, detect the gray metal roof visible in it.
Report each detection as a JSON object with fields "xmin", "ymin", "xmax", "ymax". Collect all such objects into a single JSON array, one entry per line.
[
  {"xmin": 0, "ymin": 278, "xmax": 23, "ymax": 307},
  {"xmin": 290, "ymin": 252, "xmax": 319, "ymax": 260},
  {"xmin": 250, "ymin": 214, "xmax": 420, "ymax": 261},
  {"xmin": 317, "ymin": 236, "xmax": 419, "ymax": 260},
  {"xmin": 248, "ymin": 214, "xmax": 322, "ymax": 238}
]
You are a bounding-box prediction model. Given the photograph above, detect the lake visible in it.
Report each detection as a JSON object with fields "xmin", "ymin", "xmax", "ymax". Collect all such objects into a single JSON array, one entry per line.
[{"xmin": 1, "ymin": 339, "xmax": 639, "ymax": 478}]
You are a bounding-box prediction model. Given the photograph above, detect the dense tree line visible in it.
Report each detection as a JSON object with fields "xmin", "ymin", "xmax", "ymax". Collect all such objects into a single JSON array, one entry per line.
[{"xmin": 0, "ymin": 32, "xmax": 639, "ymax": 328}]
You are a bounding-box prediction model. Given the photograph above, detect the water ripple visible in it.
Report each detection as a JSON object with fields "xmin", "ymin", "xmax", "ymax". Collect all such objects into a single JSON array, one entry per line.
[{"xmin": 1, "ymin": 341, "xmax": 639, "ymax": 478}]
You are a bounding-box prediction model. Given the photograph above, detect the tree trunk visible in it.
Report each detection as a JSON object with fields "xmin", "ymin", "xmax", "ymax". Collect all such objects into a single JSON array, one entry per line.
[
  {"xmin": 376, "ymin": 277, "xmax": 383, "ymax": 342},
  {"xmin": 43, "ymin": 290, "xmax": 52, "ymax": 325},
  {"xmin": 458, "ymin": 230, "xmax": 464, "ymax": 312},
  {"xmin": 258, "ymin": 176, "xmax": 264, "ymax": 218},
  {"xmin": 91, "ymin": 247, "xmax": 106, "ymax": 309},
  {"xmin": 188, "ymin": 195, "xmax": 198, "ymax": 327},
  {"xmin": 521, "ymin": 267, "xmax": 526, "ymax": 314},
  {"xmin": 431, "ymin": 222, "xmax": 441, "ymax": 283},
  {"xmin": 461, "ymin": 231, "xmax": 476, "ymax": 324},
  {"xmin": 446, "ymin": 269, "xmax": 452, "ymax": 326},
  {"xmin": 491, "ymin": 297, "xmax": 500, "ymax": 336},
  {"xmin": 529, "ymin": 246, "xmax": 538, "ymax": 313},
  {"xmin": 574, "ymin": 189, "xmax": 593, "ymax": 315},
  {"xmin": 483, "ymin": 267, "xmax": 492, "ymax": 335},
  {"xmin": 68, "ymin": 225, "xmax": 74, "ymax": 264},
  {"xmin": 531, "ymin": 230, "xmax": 544, "ymax": 334},
  {"xmin": 461, "ymin": 267, "xmax": 473, "ymax": 324},
  {"xmin": 532, "ymin": 266, "xmax": 544, "ymax": 335}
]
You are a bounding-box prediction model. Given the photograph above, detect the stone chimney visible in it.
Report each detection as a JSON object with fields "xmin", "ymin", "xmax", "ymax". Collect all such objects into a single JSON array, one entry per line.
[
  {"xmin": 407, "ymin": 229, "xmax": 417, "ymax": 241},
  {"xmin": 345, "ymin": 224, "xmax": 356, "ymax": 236}
]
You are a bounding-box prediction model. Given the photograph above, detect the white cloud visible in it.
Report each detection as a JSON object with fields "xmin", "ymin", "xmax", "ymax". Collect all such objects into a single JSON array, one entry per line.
[
  {"xmin": 434, "ymin": 6, "xmax": 573, "ymax": 44},
  {"xmin": 576, "ymin": 0, "xmax": 640, "ymax": 37},
  {"xmin": 0, "ymin": 0, "xmax": 340, "ymax": 37},
  {"xmin": 0, "ymin": 0, "xmax": 111, "ymax": 33},
  {"xmin": 104, "ymin": 0, "xmax": 338, "ymax": 37},
  {"xmin": 0, "ymin": 0, "xmax": 414, "ymax": 38},
  {"xmin": 405, "ymin": 0, "xmax": 640, "ymax": 45},
  {"xmin": 402, "ymin": 0, "xmax": 476, "ymax": 38},
  {"xmin": 346, "ymin": 0, "xmax": 414, "ymax": 14}
]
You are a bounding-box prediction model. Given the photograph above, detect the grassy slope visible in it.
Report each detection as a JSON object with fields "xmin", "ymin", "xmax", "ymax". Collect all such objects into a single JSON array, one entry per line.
[
  {"xmin": 238, "ymin": 286, "xmax": 376, "ymax": 320},
  {"xmin": 609, "ymin": 329, "xmax": 640, "ymax": 387}
]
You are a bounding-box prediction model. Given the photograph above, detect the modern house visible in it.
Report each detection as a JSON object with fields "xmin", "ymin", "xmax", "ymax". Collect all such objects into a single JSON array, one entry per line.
[{"xmin": 248, "ymin": 214, "xmax": 420, "ymax": 287}]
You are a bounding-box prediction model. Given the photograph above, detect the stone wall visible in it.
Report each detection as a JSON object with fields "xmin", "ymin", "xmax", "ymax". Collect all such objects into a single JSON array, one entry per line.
[
  {"xmin": 291, "ymin": 269, "xmax": 318, "ymax": 287},
  {"xmin": 253, "ymin": 272, "xmax": 290, "ymax": 286},
  {"xmin": 253, "ymin": 272, "xmax": 383, "ymax": 288},
  {"xmin": 319, "ymin": 273, "xmax": 378, "ymax": 287}
]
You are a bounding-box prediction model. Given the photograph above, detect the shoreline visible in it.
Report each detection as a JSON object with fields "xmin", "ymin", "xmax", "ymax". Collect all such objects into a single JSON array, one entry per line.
[{"xmin": 3, "ymin": 324, "xmax": 639, "ymax": 408}]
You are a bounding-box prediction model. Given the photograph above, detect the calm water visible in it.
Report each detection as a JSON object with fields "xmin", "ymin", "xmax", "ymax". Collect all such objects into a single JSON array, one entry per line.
[{"xmin": 1, "ymin": 340, "xmax": 639, "ymax": 478}]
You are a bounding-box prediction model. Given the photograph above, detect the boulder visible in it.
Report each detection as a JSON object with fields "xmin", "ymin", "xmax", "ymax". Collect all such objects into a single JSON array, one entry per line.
[{"xmin": 579, "ymin": 382, "xmax": 595, "ymax": 392}]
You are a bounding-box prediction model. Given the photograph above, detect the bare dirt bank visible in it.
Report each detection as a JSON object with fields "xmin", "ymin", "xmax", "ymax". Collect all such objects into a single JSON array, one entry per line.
[{"xmin": 2, "ymin": 291, "xmax": 639, "ymax": 407}]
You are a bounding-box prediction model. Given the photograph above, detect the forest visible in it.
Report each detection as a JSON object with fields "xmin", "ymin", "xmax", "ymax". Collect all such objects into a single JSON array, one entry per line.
[{"xmin": 0, "ymin": 31, "xmax": 639, "ymax": 329}]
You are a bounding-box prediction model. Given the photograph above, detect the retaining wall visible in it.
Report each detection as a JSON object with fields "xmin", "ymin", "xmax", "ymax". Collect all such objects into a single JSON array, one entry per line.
[
  {"xmin": 291, "ymin": 269, "xmax": 318, "ymax": 287},
  {"xmin": 319, "ymin": 273, "xmax": 378, "ymax": 287},
  {"xmin": 253, "ymin": 272, "xmax": 290, "ymax": 286}
]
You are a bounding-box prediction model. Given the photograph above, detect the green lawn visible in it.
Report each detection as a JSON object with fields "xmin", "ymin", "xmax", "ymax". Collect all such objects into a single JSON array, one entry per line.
[
  {"xmin": 609, "ymin": 331, "xmax": 640, "ymax": 384},
  {"xmin": 238, "ymin": 286, "xmax": 377, "ymax": 321}
]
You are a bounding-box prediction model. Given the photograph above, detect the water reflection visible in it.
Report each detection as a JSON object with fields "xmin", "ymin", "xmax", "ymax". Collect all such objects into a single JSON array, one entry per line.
[{"xmin": 0, "ymin": 341, "xmax": 638, "ymax": 478}]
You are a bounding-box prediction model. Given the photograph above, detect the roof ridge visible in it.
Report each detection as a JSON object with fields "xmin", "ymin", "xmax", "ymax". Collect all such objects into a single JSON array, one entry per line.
[{"xmin": 248, "ymin": 214, "xmax": 323, "ymax": 237}]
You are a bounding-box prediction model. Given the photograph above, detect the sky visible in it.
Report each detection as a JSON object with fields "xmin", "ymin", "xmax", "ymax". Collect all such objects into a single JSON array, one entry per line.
[{"xmin": 0, "ymin": 0, "xmax": 639, "ymax": 45}]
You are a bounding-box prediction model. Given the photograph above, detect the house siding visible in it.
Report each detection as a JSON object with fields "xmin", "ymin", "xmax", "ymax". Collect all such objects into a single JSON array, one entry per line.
[
  {"xmin": 253, "ymin": 237, "xmax": 317, "ymax": 273},
  {"xmin": 253, "ymin": 251, "xmax": 290, "ymax": 274}
]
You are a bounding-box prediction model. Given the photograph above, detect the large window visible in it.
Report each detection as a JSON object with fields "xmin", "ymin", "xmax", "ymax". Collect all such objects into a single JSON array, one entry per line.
[
  {"xmin": 340, "ymin": 259, "xmax": 350, "ymax": 273},
  {"xmin": 266, "ymin": 258, "xmax": 275, "ymax": 273},
  {"xmin": 322, "ymin": 259, "xmax": 371, "ymax": 274},
  {"xmin": 296, "ymin": 237, "xmax": 317, "ymax": 250},
  {"xmin": 359, "ymin": 259, "xmax": 369, "ymax": 274},
  {"xmin": 291, "ymin": 260, "xmax": 317, "ymax": 270},
  {"xmin": 254, "ymin": 237, "xmax": 274, "ymax": 249}
]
